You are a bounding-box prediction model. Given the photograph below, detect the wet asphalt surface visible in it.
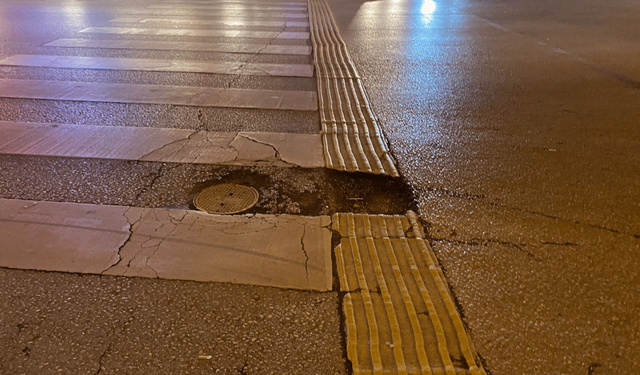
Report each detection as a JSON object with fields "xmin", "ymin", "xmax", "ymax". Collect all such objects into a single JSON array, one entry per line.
[
  {"xmin": 0, "ymin": 0, "xmax": 416, "ymax": 373},
  {"xmin": 3, "ymin": 0, "xmax": 638, "ymax": 374},
  {"xmin": 327, "ymin": 0, "xmax": 640, "ymax": 374},
  {"xmin": 0, "ymin": 156, "xmax": 416, "ymax": 216},
  {"xmin": 0, "ymin": 268, "xmax": 346, "ymax": 375}
]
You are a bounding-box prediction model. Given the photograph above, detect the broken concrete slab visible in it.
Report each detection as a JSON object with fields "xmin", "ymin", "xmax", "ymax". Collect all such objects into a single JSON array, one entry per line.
[
  {"xmin": 0, "ymin": 199, "xmax": 333, "ymax": 291},
  {"xmin": 0, "ymin": 121, "xmax": 324, "ymax": 168}
]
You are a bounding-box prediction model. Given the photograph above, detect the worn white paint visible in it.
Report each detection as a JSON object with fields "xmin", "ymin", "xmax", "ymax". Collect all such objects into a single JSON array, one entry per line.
[
  {"xmin": 44, "ymin": 38, "xmax": 312, "ymax": 55},
  {"xmin": 0, "ymin": 199, "xmax": 333, "ymax": 291},
  {"xmin": 0, "ymin": 121, "xmax": 325, "ymax": 168},
  {"xmin": 0, "ymin": 79, "xmax": 317, "ymax": 110},
  {"xmin": 0, "ymin": 55, "xmax": 314, "ymax": 78},
  {"xmin": 80, "ymin": 27, "xmax": 310, "ymax": 38}
]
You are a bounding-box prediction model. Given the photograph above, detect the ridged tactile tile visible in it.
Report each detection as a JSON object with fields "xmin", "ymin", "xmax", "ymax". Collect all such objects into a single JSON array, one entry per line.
[
  {"xmin": 332, "ymin": 212, "xmax": 487, "ymax": 375},
  {"xmin": 309, "ymin": 0, "xmax": 398, "ymax": 176}
]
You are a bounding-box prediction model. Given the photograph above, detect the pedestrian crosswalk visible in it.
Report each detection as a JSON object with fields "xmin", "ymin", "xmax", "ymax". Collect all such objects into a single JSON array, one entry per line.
[
  {"xmin": 0, "ymin": 0, "xmax": 321, "ymax": 285},
  {"xmin": 0, "ymin": 0, "xmax": 316, "ymax": 117},
  {"xmin": 0, "ymin": 0, "xmax": 401, "ymax": 173},
  {"xmin": 0, "ymin": 0, "xmax": 401, "ymax": 174}
]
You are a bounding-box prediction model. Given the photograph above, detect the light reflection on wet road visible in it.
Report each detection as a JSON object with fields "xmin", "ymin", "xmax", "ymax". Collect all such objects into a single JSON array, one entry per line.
[{"xmin": 328, "ymin": 0, "xmax": 640, "ymax": 373}]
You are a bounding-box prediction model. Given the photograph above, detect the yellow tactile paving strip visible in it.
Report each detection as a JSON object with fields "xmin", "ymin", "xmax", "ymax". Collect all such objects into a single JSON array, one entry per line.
[
  {"xmin": 308, "ymin": 0, "xmax": 399, "ymax": 177},
  {"xmin": 333, "ymin": 212, "xmax": 486, "ymax": 375}
]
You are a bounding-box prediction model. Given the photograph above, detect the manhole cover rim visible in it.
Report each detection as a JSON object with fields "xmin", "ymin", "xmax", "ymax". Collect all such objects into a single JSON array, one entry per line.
[{"xmin": 194, "ymin": 183, "xmax": 259, "ymax": 215}]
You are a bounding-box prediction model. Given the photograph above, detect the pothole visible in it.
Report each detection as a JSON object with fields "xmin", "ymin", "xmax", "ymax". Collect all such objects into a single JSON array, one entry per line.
[{"xmin": 194, "ymin": 183, "xmax": 259, "ymax": 214}]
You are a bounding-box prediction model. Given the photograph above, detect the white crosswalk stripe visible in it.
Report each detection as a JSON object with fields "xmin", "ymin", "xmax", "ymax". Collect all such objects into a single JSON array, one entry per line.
[
  {"xmin": 79, "ymin": 26, "xmax": 310, "ymax": 39},
  {"xmin": 0, "ymin": 55, "xmax": 314, "ymax": 77},
  {"xmin": 147, "ymin": 4, "xmax": 308, "ymax": 10},
  {"xmin": 0, "ymin": 198, "xmax": 333, "ymax": 290},
  {"xmin": 0, "ymin": 79, "xmax": 317, "ymax": 110},
  {"xmin": 44, "ymin": 38, "xmax": 312, "ymax": 55},
  {"xmin": 116, "ymin": 9, "xmax": 309, "ymax": 18},
  {"xmin": 108, "ymin": 17, "xmax": 310, "ymax": 28},
  {"xmin": 0, "ymin": 121, "xmax": 324, "ymax": 168}
]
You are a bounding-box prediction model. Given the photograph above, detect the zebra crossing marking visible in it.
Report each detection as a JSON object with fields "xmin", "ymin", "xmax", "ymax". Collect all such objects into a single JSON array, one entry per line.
[
  {"xmin": 43, "ymin": 38, "xmax": 311, "ymax": 55},
  {"xmin": 0, "ymin": 79, "xmax": 318, "ymax": 110},
  {"xmin": 0, "ymin": 55, "xmax": 314, "ymax": 78},
  {"xmin": 80, "ymin": 26, "xmax": 310, "ymax": 39},
  {"xmin": 107, "ymin": 17, "xmax": 310, "ymax": 28}
]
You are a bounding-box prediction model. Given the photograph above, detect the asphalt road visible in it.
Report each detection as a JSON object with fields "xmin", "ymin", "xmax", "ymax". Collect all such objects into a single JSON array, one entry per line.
[
  {"xmin": 327, "ymin": 0, "xmax": 640, "ymax": 374},
  {"xmin": 1, "ymin": 0, "xmax": 638, "ymax": 373},
  {"xmin": 0, "ymin": 1, "xmax": 350, "ymax": 373}
]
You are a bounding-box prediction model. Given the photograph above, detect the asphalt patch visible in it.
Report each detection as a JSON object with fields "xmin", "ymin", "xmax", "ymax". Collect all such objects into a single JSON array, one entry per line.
[{"xmin": 0, "ymin": 155, "xmax": 417, "ymax": 215}]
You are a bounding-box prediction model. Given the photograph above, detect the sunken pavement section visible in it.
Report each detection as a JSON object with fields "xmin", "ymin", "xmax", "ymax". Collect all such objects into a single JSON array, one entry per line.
[{"xmin": 0, "ymin": 0, "xmax": 485, "ymax": 374}]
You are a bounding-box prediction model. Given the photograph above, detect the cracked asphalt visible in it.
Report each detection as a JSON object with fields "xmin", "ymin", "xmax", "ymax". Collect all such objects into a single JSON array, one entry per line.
[
  {"xmin": 0, "ymin": 0, "xmax": 415, "ymax": 372},
  {"xmin": 0, "ymin": 0, "xmax": 352, "ymax": 373},
  {"xmin": 0, "ymin": 156, "xmax": 416, "ymax": 215},
  {"xmin": 327, "ymin": 0, "xmax": 640, "ymax": 373},
  {"xmin": 3, "ymin": 0, "xmax": 637, "ymax": 374}
]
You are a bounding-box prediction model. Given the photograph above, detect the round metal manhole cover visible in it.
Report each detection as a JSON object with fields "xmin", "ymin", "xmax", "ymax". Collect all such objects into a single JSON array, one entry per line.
[{"xmin": 194, "ymin": 184, "xmax": 259, "ymax": 214}]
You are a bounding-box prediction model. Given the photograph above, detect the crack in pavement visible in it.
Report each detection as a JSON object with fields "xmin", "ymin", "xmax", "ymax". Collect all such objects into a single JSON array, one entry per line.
[
  {"xmin": 189, "ymin": 131, "xmax": 225, "ymax": 163},
  {"xmin": 424, "ymin": 186, "xmax": 640, "ymax": 240},
  {"xmin": 541, "ymin": 241, "xmax": 579, "ymax": 247},
  {"xmin": 237, "ymin": 133, "xmax": 295, "ymax": 166},
  {"xmin": 94, "ymin": 321, "xmax": 120, "ymax": 375},
  {"xmin": 422, "ymin": 186, "xmax": 486, "ymax": 201},
  {"xmin": 489, "ymin": 202, "xmax": 640, "ymax": 240},
  {"xmin": 475, "ymin": 13, "xmax": 640, "ymax": 90},
  {"xmin": 94, "ymin": 338, "xmax": 112, "ymax": 374},
  {"xmin": 196, "ymin": 109, "xmax": 206, "ymax": 131},
  {"xmin": 139, "ymin": 127, "xmax": 211, "ymax": 163},
  {"xmin": 94, "ymin": 309, "xmax": 137, "ymax": 375},
  {"xmin": 432, "ymin": 237, "xmax": 539, "ymax": 260},
  {"xmin": 227, "ymin": 26, "xmax": 286, "ymax": 89},
  {"xmin": 138, "ymin": 132, "xmax": 197, "ymax": 161},
  {"xmin": 133, "ymin": 163, "xmax": 180, "ymax": 203},
  {"xmin": 102, "ymin": 209, "xmax": 189, "ymax": 276},
  {"xmin": 300, "ymin": 223, "xmax": 309, "ymax": 280},
  {"xmin": 101, "ymin": 208, "xmax": 144, "ymax": 274}
]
